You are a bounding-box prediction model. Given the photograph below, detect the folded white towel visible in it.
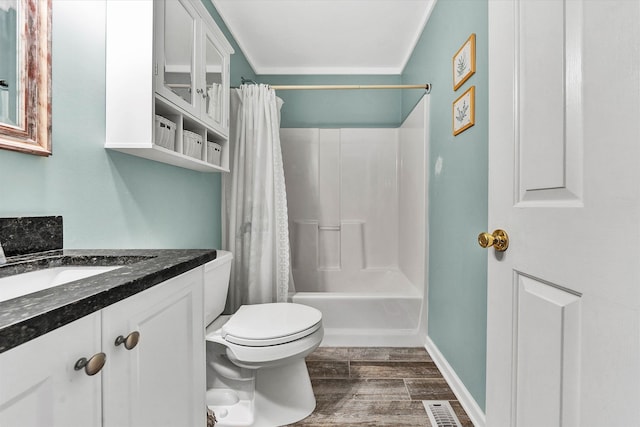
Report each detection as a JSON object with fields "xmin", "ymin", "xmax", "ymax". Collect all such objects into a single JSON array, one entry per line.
[{"xmin": 207, "ymin": 84, "xmax": 221, "ymax": 122}]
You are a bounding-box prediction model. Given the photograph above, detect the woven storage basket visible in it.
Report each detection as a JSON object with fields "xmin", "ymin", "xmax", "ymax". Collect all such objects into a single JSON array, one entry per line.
[
  {"xmin": 154, "ymin": 115, "xmax": 176, "ymax": 151},
  {"xmin": 183, "ymin": 130, "xmax": 203, "ymax": 160},
  {"xmin": 206, "ymin": 141, "xmax": 222, "ymax": 166}
]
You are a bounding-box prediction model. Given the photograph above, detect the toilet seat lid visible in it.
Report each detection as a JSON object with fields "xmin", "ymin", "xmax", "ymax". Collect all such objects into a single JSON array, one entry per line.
[{"xmin": 222, "ymin": 303, "xmax": 322, "ymax": 347}]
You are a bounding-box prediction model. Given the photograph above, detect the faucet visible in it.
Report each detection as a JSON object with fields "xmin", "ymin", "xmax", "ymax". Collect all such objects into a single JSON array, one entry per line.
[{"xmin": 0, "ymin": 241, "xmax": 6, "ymax": 265}]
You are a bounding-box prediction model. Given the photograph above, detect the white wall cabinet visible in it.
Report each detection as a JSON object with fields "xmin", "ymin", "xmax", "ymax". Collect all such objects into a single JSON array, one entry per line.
[
  {"xmin": 0, "ymin": 268, "xmax": 206, "ymax": 427},
  {"xmin": 105, "ymin": 0, "xmax": 233, "ymax": 173}
]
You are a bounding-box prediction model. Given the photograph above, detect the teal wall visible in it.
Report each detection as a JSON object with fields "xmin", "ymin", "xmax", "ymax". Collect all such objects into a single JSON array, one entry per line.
[
  {"xmin": 403, "ymin": 0, "xmax": 488, "ymax": 409},
  {"xmin": 0, "ymin": 1, "xmax": 255, "ymax": 250},
  {"xmin": 258, "ymin": 75, "xmax": 404, "ymax": 128}
]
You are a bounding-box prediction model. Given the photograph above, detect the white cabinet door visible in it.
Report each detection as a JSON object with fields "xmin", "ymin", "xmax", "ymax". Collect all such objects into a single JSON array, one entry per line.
[
  {"xmin": 155, "ymin": 0, "xmax": 231, "ymax": 134},
  {"xmin": 487, "ymin": 1, "xmax": 640, "ymax": 426},
  {"xmin": 200, "ymin": 23, "xmax": 229, "ymax": 133},
  {"xmin": 0, "ymin": 313, "xmax": 102, "ymax": 427},
  {"xmin": 102, "ymin": 268, "xmax": 206, "ymax": 427},
  {"xmin": 155, "ymin": 0, "xmax": 201, "ymax": 118}
]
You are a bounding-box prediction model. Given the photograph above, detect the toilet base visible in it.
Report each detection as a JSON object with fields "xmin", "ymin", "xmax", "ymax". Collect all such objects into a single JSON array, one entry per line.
[
  {"xmin": 210, "ymin": 359, "xmax": 315, "ymax": 427},
  {"xmin": 254, "ymin": 358, "xmax": 316, "ymax": 426}
]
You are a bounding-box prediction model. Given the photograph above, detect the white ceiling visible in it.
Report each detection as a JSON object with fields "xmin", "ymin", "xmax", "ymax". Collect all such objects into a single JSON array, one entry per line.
[{"xmin": 211, "ymin": 0, "xmax": 436, "ymax": 75}]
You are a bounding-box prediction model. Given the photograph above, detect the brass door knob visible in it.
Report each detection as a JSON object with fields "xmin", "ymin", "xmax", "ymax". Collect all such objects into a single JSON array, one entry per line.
[
  {"xmin": 478, "ymin": 229, "xmax": 509, "ymax": 252},
  {"xmin": 115, "ymin": 331, "xmax": 140, "ymax": 350},
  {"xmin": 74, "ymin": 352, "xmax": 106, "ymax": 376}
]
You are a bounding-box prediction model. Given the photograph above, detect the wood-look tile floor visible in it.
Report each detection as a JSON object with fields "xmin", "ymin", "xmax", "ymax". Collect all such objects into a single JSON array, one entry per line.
[{"xmin": 285, "ymin": 347, "xmax": 473, "ymax": 427}]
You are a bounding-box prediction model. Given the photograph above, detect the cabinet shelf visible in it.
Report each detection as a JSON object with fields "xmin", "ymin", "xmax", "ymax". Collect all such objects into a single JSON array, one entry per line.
[{"xmin": 106, "ymin": 144, "xmax": 229, "ymax": 173}]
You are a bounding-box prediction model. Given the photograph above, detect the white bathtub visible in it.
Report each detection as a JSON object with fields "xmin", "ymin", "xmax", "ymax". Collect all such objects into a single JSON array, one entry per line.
[{"xmin": 289, "ymin": 269, "xmax": 425, "ymax": 347}]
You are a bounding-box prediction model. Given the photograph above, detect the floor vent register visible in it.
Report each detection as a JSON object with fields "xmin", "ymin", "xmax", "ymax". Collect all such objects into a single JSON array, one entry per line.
[{"xmin": 422, "ymin": 400, "xmax": 463, "ymax": 427}]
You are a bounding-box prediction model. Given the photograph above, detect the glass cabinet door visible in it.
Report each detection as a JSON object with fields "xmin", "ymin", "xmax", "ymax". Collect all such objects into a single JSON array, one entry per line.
[
  {"xmin": 159, "ymin": 0, "xmax": 198, "ymax": 113},
  {"xmin": 202, "ymin": 30, "xmax": 225, "ymax": 128},
  {"xmin": 153, "ymin": 0, "xmax": 230, "ymax": 139}
]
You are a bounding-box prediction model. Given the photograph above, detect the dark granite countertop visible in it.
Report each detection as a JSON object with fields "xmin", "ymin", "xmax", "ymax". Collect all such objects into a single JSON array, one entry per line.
[{"xmin": 0, "ymin": 248, "xmax": 217, "ymax": 353}]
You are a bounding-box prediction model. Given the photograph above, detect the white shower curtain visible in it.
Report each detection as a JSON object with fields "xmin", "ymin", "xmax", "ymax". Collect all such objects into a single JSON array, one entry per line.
[{"xmin": 223, "ymin": 84, "xmax": 291, "ymax": 312}]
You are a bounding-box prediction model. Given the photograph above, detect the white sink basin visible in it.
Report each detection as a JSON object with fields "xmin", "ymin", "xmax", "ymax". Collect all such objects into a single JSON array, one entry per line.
[{"xmin": 0, "ymin": 266, "xmax": 120, "ymax": 303}]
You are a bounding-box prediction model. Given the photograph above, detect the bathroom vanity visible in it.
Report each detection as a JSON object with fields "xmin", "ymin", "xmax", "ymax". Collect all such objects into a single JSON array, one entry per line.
[{"xmin": 0, "ymin": 248, "xmax": 217, "ymax": 427}]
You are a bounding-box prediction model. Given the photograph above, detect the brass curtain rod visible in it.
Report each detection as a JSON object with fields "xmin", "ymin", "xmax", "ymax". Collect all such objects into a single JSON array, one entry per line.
[
  {"xmin": 234, "ymin": 78, "xmax": 431, "ymax": 93},
  {"xmin": 269, "ymin": 84, "xmax": 431, "ymax": 92}
]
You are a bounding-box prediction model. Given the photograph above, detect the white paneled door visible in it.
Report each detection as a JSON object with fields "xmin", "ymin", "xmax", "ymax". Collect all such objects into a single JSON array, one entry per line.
[{"xmin": 487, "ymin": 1, "xmax": 640, "ymax": 426}]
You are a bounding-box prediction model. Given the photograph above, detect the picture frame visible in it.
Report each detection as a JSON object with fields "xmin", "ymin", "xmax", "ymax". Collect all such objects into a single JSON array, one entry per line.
[
  {"xmin": 453, "ymin": 33, "xmax": 476, "ymax": 91},
  {"xmin": 453, "ymin": 86, "xmax": 475, "ymax": 136}
]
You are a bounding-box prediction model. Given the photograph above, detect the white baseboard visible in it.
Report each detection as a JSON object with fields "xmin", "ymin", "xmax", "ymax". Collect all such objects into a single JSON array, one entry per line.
[{"xmin": 425, "ymin": 336, "xmax": 486, "ymax": 427}]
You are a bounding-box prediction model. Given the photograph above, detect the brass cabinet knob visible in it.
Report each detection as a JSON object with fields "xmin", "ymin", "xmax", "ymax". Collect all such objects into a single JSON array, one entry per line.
[
  {"xmin": 74, "ymin": 352, "xmax": 106, "ymax": 376},
  {"xmin": 478, "ymin": 229, "xmax": 509, "ymax": 252},
  {"xmin": 115, "ymin": 331, "xmax": 140, "ymax": 350}
]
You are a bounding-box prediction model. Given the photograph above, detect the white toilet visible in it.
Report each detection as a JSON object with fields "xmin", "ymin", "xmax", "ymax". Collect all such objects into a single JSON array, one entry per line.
[{"xmin": 204, "ymin": 251, "xmax": 323, "ymax": 427}]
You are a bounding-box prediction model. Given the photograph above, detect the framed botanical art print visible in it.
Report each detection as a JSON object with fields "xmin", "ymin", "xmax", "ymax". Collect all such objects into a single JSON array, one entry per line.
[
  {"xmin": 453, "ymin": 86, "xmax": 475, "ymax": 136},
  {"xmin": 453, "ymin": 33, "xmax": 476, "ymax": 91}
]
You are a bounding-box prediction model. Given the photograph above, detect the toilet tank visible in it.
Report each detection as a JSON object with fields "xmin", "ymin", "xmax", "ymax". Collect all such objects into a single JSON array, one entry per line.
[{"xmin": 203, "ymin": 250, "xmax": 233, "ymax": 326}]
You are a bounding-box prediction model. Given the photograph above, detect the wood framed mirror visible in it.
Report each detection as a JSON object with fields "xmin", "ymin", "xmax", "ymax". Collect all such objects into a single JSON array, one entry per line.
[{"xmin": 0, "ymin": 0, "xmax": 52, "ymax": 156}]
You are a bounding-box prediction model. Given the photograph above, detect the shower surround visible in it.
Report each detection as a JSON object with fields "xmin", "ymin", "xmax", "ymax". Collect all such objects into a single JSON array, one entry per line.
[{"xmin": 281, "ymin": 97, "xmax": 429, "ymax": 346}]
